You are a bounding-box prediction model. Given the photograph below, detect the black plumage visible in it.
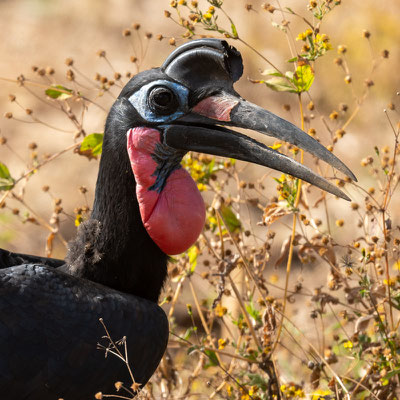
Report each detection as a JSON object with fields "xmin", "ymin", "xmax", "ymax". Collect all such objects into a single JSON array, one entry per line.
[{"xmin": 0, "ymin": 262, "xmax": 167, "ymax": 399}]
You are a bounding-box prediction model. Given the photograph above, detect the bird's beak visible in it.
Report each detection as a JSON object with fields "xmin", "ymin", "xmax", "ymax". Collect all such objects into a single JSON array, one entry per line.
[{"xmin": 163, "ymin": 93, "xmax": 356, "ymax": 201}]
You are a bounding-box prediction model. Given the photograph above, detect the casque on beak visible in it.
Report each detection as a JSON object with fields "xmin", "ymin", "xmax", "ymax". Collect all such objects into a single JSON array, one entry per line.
[{"xmin": 160, "ymin": 39, "xmax": 355, "ymax": 201}]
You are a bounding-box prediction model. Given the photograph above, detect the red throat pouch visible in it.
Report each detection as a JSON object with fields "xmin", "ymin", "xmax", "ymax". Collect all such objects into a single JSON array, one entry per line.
[{"xmin": 127, "ymin": 128, "xmax": 206, "ymax": 255}]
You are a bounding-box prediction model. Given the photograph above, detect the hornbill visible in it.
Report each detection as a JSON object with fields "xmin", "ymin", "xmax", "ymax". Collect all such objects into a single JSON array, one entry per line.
[{"xmin": 0, "ymin": 39, "xmax": 355, "ymax": 399}]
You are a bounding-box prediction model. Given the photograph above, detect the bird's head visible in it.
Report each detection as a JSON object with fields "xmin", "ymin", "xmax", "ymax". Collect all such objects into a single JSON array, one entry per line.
[{"xmin": 105, "ymin": 39, "xmax": 355, "ymax": 255}]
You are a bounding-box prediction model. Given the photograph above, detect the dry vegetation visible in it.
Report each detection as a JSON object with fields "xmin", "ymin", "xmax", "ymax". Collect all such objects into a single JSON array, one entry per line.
[{"xmin": 1, "ymin": 1, "xmax": 400, "ymax": 399}]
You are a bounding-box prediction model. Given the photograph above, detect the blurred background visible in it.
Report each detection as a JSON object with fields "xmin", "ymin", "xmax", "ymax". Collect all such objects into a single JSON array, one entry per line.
[{"xmin": 1, "ymin": 0, "xmax": 400, "ymax": 396}]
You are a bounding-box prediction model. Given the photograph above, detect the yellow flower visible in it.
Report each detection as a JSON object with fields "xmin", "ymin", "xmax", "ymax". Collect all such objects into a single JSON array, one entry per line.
[
  {"xmin": 343, "ymin": 340, "xmax": 353, "ymax": 349},
  {"xmin": 75, "ymin": 213, "xmax": 83, "ymax": 227},
  {"xmin": 312, "ymin": 389, "xmax": 333, "ymax": 400},
  {"xmin": 296, "ymin": 32, "xmax": 306, "ymax": 41},
  {"xmin": 277, "ymin": 173, "xmax": 287, "ymax": 183},
  {"xmin": 319, "ymin": 34, "xmax": 329, "ymax": 42},
  {"xmin": 269, "ymin": 142, "xmax": 282, "ymax": 150},
  {"xmin": 297, "ymin": 29, "xmax": 313, "ymax": 41},
  {"xmin": 322, "ymin": 41, "xmax": 332, "ymax": 50},
  {"xmin": 393, "ymin": 261, "xmax": 400, "ymax": 271},
  {"xmin": 203, "ymin": 12, "xmax": 213, "ymax": 20},
  {"xmin": 269, "ymin": 274, "xmax": 279, "ymax": 284},
  {"xmin": 384, "ymin": 278, "xmax": 396, "ymax": 287},
  {"xmin": 197, "ymin": 183, "xmax": 207, "ymax": 191},
  {"xmin": 218, "ymin": 338, "xmax": 228, "ymax": 349},
  {"xmin": 248, "ymin": 386, "xmax": 258, "ymax": 395},
  {"xmin": 279, "ymin": 191, "xmax": 289, "ymax": 200},
  {"xmin": 214, "ymin": 304, "xmax": 227, "ymax": 317}
]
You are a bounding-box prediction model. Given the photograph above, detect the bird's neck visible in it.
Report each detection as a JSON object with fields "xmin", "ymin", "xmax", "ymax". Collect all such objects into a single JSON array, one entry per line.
[{"xmin": 65, "ymin": 130, "xmax": 168, "ymax": 303}]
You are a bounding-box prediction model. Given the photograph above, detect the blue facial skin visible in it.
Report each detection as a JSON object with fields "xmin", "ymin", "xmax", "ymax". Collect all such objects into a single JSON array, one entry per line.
[
  {"xmin": 128, "ymin": 79, "xmax": 189, "ymax": 123},
  {"xmin": 128, "ymin": 79, "xmax": 189, "ymax": 193}
]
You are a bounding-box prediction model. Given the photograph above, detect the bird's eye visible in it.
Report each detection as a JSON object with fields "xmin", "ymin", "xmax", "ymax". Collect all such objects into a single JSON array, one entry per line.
[{"xmin": 148, "ymin": 86, "xmax": 179, "ymax": 115}]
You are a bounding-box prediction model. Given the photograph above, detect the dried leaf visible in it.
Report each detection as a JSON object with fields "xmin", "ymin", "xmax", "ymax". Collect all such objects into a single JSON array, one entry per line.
[
  {"xmin": 275, "ymin": 236, "xmax": 291, "ymax": 267},
  {"xmin": 310, "ymin": 367, "xmax": 320, "ymax": 389},
  {"xmin": 313, "ymin": 194, "xmax": 325, "ymax": 208},
  {"xmin": 262, "ymin": 202, "xmax": 290, "ymax": 226},
  {"xmin": 355, "ymin": 314, "xmax": 374, "ymax": 333},
  {"xmin": 46, "ymin": 232, "xmax": 55, "ymax": 257}
]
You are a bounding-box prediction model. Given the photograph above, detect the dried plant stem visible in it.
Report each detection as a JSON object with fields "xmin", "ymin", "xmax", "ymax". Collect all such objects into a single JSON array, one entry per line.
[
  {"xmin": 271, "ymin": 93, "xmax": 305, "ymax": 355},
  {"xmin": 214, "ymin": 211, "xmax": 263, "ymax": 348},
  {"xmin": 215, "ymin": 209, "xmax": 267, "ymax": 303},
  {"xmin": 188, "ymin": 279, "xmax": 225, "ymax": 369},
  {"xmin": 101, "ymin": 394, "xmax": 131, "ymax": 399},
  {"xmin": 342, "ymin": 104, "xmax": 360, "ymax": 130},
  {"xmin": 379, "ymin": 110, "xmax": 400, "ymax": 331},
  {"xmin": 237, "ymin": 38, "xmax": 286, "ymax": 78},
  {"xmin": 346, "ymin": 373, "xmax": 380, "ymax": 400},
  {"xmin": 228, "ymin": 275, "xmax": 261, "ymax": 349},
  {"xmin": 20, "ymin": 142, "xmax": 80, "ymax": 185},
  {"xmin": 168, "ymin": 276, "xmax": 185, "ymax": 319},
  {"xmin": 209, "ymin": 334, "xmax": 243, "ymax": 399},
  {"xmin": 11, "ymin": 194, "xmax": 67, "ymax": 246},
  {"xmin": 170, "ymin": 339, "xmax": 253, "ymax": 364},
  {"xmin": 273, "ymin": 306, "xmax": 350, "ymax": 398},
  {"xmin": 99, "ymin": 319, "xmax": 132, "ymax": 378},
  {"xmin": 0, "ymin": 76, "xmax": 107, "ymax": 111},
  {"xmin": 0, "ymin": 141, "xmax": 81, "ymax": 234}
]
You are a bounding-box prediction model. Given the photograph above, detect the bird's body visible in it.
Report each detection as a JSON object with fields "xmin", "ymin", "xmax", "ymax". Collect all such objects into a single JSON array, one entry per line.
[
  {"xmin": 0, "ymin": 39, "xmax": 355, "ymax": 399},
  {"xmin": 0, "ymin": 262, "xmax": 168, "ymax": 399}
]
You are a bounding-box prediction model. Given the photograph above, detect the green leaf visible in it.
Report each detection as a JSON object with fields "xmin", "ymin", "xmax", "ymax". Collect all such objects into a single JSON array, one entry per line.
[
  {"xmin": 0, "ymin": 162, "xmax": 14, "ymax": 191},
  {"xmin": 271, "ymin": 21, "xmax": 287, "ymax": 32},
  {"xmin": 79, "ymin": 133, "xmax": 104, "ymax": 158},
  {"xmin": 45, "ymin": 85, "xmax": 73, "ymax": 100},
  {"xmin": 187, "ymin": 345, "xmax": 198, "ymax": 355},
  {"xmin": 183, "ymin": 327, "xmax": 195, "ymax": 341},
  {"xmin": 287, "ymin": 57, "xmax": 298, "ymax": 63},
  {"xmin": 385, "ymin": 369, "xmax": 400, "ymax": 380},
  {"xmin": 285, "ymin": 71, "xmax": 294, "ymax": 80},
  {"xmin": 264, "ymin": 77, "xmax": 297, "ymax": 93},
  {"xmin": 187, "ymin": 245, "xmax": 199, "ymax": 274},
  {"xmin": 260, "ymin": 69, "xmax": 284, "ymax": 77},
  {"xmin": 293, "ymin": 64, "xmax": 314, "ymax": 93},
  {"xmin": 246, "ymin": 373, "xmax": 268, "ymax": 391},
  {"xmin": 207, "ymin": 158, "xmax": 216, "ymax": 174},
  {"xmin": 220, "ymin": 204, "xmax": 241, "ymax": 232},
  {"xmin": 245, "ymin": 300, "xmax": 262, "ymax": 324},
  {"xmin": 230, "ymin": 22, "xmax": 238, "ymax": 38},
  {"xmin": 204, "ymin": 349, "xmax": 219, "ymax": 368}
]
